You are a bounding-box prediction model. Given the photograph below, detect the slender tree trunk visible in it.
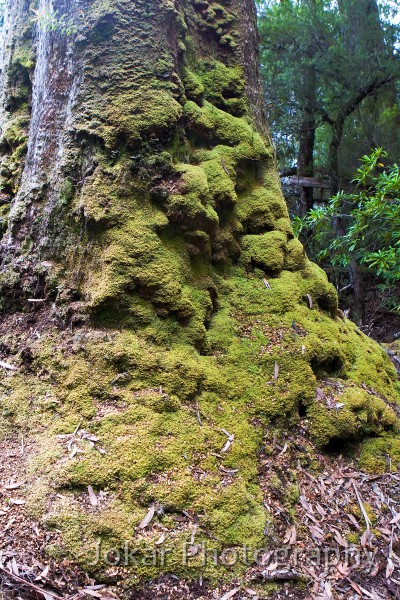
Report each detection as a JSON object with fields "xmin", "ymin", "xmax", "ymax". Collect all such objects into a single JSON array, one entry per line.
[
  {"xmin": 334, "ymin": 210, "xmax": 365, "ymax": 325},
  {"xmin": 328, "ymin": 118, "xmax": 344, "ymax": 195},
  {"xmin": 296, "ymin": 4, "xmax": 317, "ymax": 215},
  {"xmin": 297, "ymin": 111, "xmax": 316, "ymax": 214}
]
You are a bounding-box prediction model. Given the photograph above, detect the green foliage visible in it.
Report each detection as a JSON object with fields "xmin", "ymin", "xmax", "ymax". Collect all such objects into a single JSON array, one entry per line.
[
  {"xmin": 295, "ymin": 149, "xmax": 400, "ymax": 309},
  {"xmin": 31, "ymin": 8, "xmax": 79, "ymax": 36},
  {"xmin": 257, "ymin": 0, "xmax": 400, "ymax": 176}
]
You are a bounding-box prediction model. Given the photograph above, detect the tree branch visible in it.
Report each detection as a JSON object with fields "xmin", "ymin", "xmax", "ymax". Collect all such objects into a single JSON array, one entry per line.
[{"xmin": 341, "ymin": 75, "xmax": 394, "ymax": 120}]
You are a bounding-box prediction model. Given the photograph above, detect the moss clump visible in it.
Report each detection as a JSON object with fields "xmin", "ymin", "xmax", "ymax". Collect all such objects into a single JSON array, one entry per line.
[
  {"xmin": 202, "ymin": 157, "xmax": 237, "ymax": 206},
  {"xmin": 198, "ymin": 60, "xmax": 247, "ymax": 115},
  {"xmin": 235, "ymin": 185, "xmax": 289, "ymax": 234},
  {"xmin": 165, "ymin": 164, "xmax": 219, "ymax": 234},
  {"xmin": 0, "ymin": 110, "xmax": 30, "ymax": 193},
  {"xmin": 241, "ymin": 231, "xmax": 287, "ymax": 273},
  {"xmin": 308, "ymin": 387, "xmax": 397, "ymax": 448},
  {"xmin": 284, "ymin": 238, "xmax": 306, "ymax": 271},
  {"xmin": 359, "ymin": 435, "xmax": 400, "ymax": 473},
  {"xmin": 183, "ymin": 101, "xmax": 269, "ymax": 156},
  {"xmin": 101, "ymin": 90, "xmax": 183, "ymax": 148},
  {"xmin": 182, "ymin": 68, "xmax": 204, "ymax": 102}
]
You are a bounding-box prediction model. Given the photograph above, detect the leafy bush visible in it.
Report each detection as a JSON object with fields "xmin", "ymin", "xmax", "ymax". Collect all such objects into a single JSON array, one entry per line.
[
  {"xmin": 294, "ymin": 149, "xmax": 400, "ymax": 311},
  {"xmin": 31, "ymin": 8, "xmax": 78, "ymax": 36}
]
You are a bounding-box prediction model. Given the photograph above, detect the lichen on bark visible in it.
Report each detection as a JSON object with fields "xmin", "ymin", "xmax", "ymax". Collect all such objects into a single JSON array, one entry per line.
[{"xmin": 0, "ymin": 0, "xmax": 398, "ymax": 590}]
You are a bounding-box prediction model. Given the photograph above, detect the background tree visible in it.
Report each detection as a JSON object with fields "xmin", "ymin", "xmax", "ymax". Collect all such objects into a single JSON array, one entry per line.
[{"xmin": 258, "ymin": 0, "xmax": 400, "ymax": 191}]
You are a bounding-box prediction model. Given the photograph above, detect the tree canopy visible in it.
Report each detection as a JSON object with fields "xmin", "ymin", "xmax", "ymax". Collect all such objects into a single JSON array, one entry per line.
[{"xmin": 258, "ymin": 0, "xmax": 400, "ymax": 189}]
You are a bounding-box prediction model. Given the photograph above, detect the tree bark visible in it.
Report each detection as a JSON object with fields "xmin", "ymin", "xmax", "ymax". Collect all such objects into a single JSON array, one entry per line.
[{"xmin": 0, "ymin": 0, "xmax": 282, "ymax": 318}]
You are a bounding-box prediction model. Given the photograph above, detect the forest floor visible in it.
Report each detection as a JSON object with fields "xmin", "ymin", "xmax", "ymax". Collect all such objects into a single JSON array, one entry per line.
[
  {"xmin": 0, "ymin": 312, "xmax": 399, "ymax": 600},
  {"xmin": 0, "ymin": 424, "xmax": 399, "ymax": 599}
]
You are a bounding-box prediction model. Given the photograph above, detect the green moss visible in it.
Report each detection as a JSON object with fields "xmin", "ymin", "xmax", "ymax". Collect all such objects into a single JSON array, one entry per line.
[
  {"xmin": 241, "ymin": 231, "xmax": 287, "ymax": 273},
  {"xmin": 347, "ymin": 532, "xmax": 359, "ymax": 545},
  {"xmin": 308, "ymin": 387, "xmax": 397, "ymax": 448},
  {"xmin": 359, "ymin": 435, "xmax": 400, "ymax": 473},
  {"xmin": 284, "ymin": 238, "xmax": 306, "ymax": 271},
  {"xmin": 101, "ymin": 89, "xmax": 183, "ymax": 148},
  {"xmin": 235, "ymin": 185, "xmax": 289, "ymax": 234},
  {"xmin": 166, "ymin": 164, "xmax": 219, "ymax": 234},
  {"xmin": 0, "ymin": 111, "xmax": 30, "ymax": 193},
  {"xmin": 183, "ymin": 101, "xmax": 270, "ymax": 157},
  {"xmin": 198, "ymin": 60, "xmax": 246, "ymax": 115},
  {"xmin": 202, "ymin": 157, "xmax": 237, "ymax": 206},
  {"xmin": 182, "ymin": 68, "xmax": 204, "ymax": 102}
]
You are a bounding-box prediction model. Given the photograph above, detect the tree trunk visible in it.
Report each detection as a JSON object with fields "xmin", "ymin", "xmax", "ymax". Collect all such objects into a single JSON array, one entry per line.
[
  {"xmin": 334, "ymin": 211, "xmax": 365, "ymax": 326},
  {"xmin": 328, "ymin": 117, "xmax": 344, "ymax": 195},
  {"xmin": 0, "ymin": 0, "xmax": 398, "ymax": 591},
  {"xmin": 296, "ymin": 3, "xmax": 317, "ymax": 215},
  {"xmin": 297, "ymin": 112, "xmax": 316, "ymax": 214}
]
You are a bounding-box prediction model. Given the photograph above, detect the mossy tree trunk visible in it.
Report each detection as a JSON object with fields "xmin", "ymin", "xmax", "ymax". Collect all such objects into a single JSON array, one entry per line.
[
  {"xmin": 0, "ymin": 0, "xmax": 398, "ymax": 590},
  {"xmin": 0, "ymin": 0, "xmax": 279, "ymax": 314}
]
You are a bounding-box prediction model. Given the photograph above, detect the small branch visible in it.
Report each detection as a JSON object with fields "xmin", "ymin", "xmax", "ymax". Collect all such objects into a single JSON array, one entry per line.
[
  {"xmin": 352, "ymin": 480, "xmax": 371, "ymax": 530},
  {"xmin": 338, "ymin": 283, "xmax": 353, "ymax": 294},
  {"xmin": 0, "ymin": 564, "xmax": 66, "ymax": 600}
]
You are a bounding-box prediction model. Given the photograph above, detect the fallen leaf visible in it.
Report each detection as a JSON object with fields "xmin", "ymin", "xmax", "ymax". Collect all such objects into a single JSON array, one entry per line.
[
  {"xmin": 309, "ymin": 525, "xmax": 324, "ymax": 540},
  {"xmin": 333, "ymin": 530, "xmax": 348, "ymax": 547},
  {"xmin": 346, "ymin": 513, "xmax": 361, "ymax": 530},
  {"xmin": 389, "ymin": 512, "xmax": 400, "ymax": 524},
  {"xmin": 336, "ymin": 561, "xmax": 351, "ymax": 577},
  {"xmin": 221, "ymin": 435, "xmax": 234, "ymax": 453},
  {"xmin": 273, "ymin": 362, "xmax": 279, "ymax": 381},
  {"xmin": 263, "ymin": 278, "xmax": 271, "ymax": 289},
  {"xmin": 4, "ymin": 518, "xmax": 15, "ymax": 531},
  {"xmin": 278, "ymin": 442, "xmax": 288, "ymax": 456},
  {"xmin": 315, "ymin": 503, "xmax": 326, "ymax": 518},
  {"xmin": 0, "ymin": 360, "xmax": 17, "ymax": 371},
  {"xmin": 386, "ymin": 556, "xmax": 395, "ymax": 579},
  {"xmin": 283, "ymin": 525, "xmax": 297, "ymax": 545},
  {"xmin": 220, "ymin": 589, "xmax": 240, "ymax": 600},
  {"xmin": 221, "ymin": 428, "xmax": 234, "ymax": 440},
  {"xmin": 4, "ymin": 483, "xmax": 23, "ymax": 490},
  {"xmin": 324, "ymin": 581, "xmax": 333, "ymax": 599},
  {"xmin": 70, "ymin": 446, "xmax": 81, "ymax": 459},
  {"xmin": 348, "ymin": 580, "xmax": 363, "ymax": 595},
  {"xmin": 361, "ymin": 528, "xmax": 372, "ymax": 547},
  {"xmin": 87, "ymin": 486, "xmax": 98, "ymax": 507},
  {"xmin": 186, "ymin": 544, "xmax": 200, "ymax": 556},
  {"xmin": 35, "ymin": 565, "xmax": 49, "ymax": 581},
  {"xmin": 81, "ymin": 432, "xmax": 99, "ymax": 442},
  {"xmin": 138, "ymin": 503, "xmax": 155, "ymax": 529}
]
